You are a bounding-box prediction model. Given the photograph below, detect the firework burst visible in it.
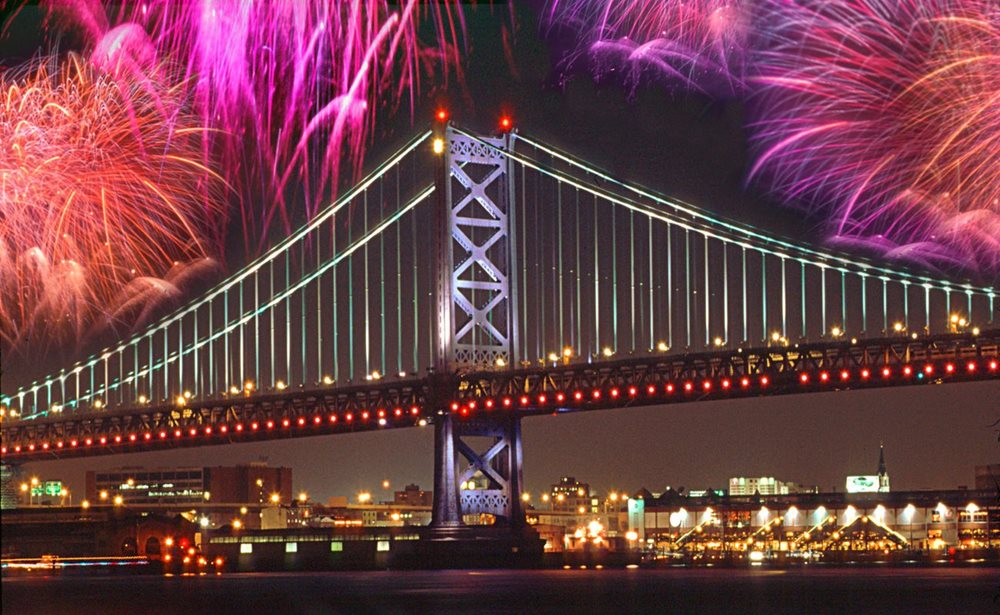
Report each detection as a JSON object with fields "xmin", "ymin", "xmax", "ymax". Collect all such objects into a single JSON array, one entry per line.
[
  {"xmin": 0, "ymin": 53, "xmax": 223, "ymax": 352},
  {"xmin": 542, "ymin": 0, "xmax": 750, "ymax": 96},
  {"xmin": 44, "ymin": 0, "xmax": 467, "ymax": 251},
  {"xmin": 749, "ymin": 0, "xmax": 1000, "ymax": 275}
]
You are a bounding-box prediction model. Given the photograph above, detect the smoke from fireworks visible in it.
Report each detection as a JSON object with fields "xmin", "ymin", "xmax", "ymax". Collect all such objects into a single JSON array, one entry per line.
[
  {"xmin": 0, "ymin": 53, "xmax": 223, "ymax": 352},
  {"xmin": 748, "ymin": 0, "xmax": 1000, "ymax": 275},
  {"xmin": 43, "ymin": 0, "xmax": 466, "ymax": 251},
  {"xmin": 542, "ymin": 0, "xmax": 750, "ymax": 96}
]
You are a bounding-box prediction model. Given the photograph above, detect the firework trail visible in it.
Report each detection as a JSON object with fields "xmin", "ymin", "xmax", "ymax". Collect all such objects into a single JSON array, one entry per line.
[
  {"xmin": 43, "ymin": 0, "xmax": 466, "ymax": 251},
  {"xmin": 542, "ymin": 0, "xmax": 750, "ymax": 96},
  {"xmin": 0, "ymin": 53, "xmax": 223, "ymax": 352},
  {"xmin": 747, "ymin": 0, "xmax": 1000, "ymax": 275}
]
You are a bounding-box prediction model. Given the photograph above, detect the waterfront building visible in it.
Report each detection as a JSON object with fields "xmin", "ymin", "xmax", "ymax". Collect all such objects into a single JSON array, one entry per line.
[
  {"xmin": 728, "ymin": 476, "xmax": 815, "ymax": 496},
  {"xmin": 85, "ymin": 462, "xmax": 292, "ymax": 507}
]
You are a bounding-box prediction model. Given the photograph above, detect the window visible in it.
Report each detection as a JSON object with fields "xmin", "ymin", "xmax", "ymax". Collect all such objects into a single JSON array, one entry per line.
[
  {"xmin": 376, "ymin": 541, "xmax": 390, "ymax": 552},
  {"xmin": 285, "ymin": 542, "xmax": 297, "ymax": 553},
  {"xmin": 240, "ymin": 543, "xmax": 253, "ymax": 554},
  {"xmin": 330, "ymin": 541, "xmax": 343, "ymax": 552}
]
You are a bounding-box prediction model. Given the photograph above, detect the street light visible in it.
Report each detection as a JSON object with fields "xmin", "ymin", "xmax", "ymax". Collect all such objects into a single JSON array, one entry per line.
[
  {"xmin": 113, "ymin": 495, "xmax": 124, "ymax": 507},
  {"xmin": 357, "ymin": 492, "xmax": 372, "ymax": 504},
  {"xmin": 270, "ymin": 493, "xmax": 280, "ymax": 504}
]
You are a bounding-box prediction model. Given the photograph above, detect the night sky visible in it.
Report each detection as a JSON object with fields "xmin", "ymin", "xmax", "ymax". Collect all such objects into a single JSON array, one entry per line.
[{"xmin": 4, "ymin": 3, "xmax": 997, "ymax": 502}]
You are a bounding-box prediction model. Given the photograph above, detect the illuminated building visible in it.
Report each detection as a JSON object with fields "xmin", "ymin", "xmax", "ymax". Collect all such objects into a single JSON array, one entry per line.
[
  {"xmin": 393, "ymin": 484, "xmax": 432, "ymax": 507},
  {"xmin": 85, "ymin": 462, "xmax": 292, "ymax": 507},
  {"xmin": 728, "ymin": 477, "xmax": 815, "ymax": 496}
]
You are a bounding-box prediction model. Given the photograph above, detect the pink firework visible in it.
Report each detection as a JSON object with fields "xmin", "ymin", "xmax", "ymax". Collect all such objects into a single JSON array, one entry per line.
[
  {"xmin": 543, "ymin": 0, "xmax": 750, "ymax": 96},
  {"xmin": 749, "ymin": 0, "xmax": 1000, "ymax": 275},
  {"xmin": 0, "ymin": 53, "xmax": 223, "ymax": 353},
  {"xmin": 43, "ymin": 0, "xmax": 466, "ymax": 252}
]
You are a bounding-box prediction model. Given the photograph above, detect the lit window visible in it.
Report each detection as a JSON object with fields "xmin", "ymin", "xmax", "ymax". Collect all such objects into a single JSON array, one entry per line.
[
  {"xmin": 330, "ymin": 541, "xmax": 343, "ymax": 552},
  {"xmin": 376, "ymin": 540, "xmax": 390, "ymax": 552},
  {"xmin": 285, "ymin": 542, "xmax": 298, "ymax": 553},
  {"xmin": 240, "ymin": 543, "xmax": 253, "ymax": 554}
]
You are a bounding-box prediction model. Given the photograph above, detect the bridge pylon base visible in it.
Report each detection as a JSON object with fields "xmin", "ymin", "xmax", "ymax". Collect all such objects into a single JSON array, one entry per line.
[{"xmin": 425, "ymin": 411, "xmax": 542, "ymax": 566}]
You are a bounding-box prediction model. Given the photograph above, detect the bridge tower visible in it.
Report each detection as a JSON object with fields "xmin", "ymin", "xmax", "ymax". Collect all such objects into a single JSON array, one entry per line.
[{"xmin": 429, "ymin": 124, "xmax": 529, "ymax": 539}]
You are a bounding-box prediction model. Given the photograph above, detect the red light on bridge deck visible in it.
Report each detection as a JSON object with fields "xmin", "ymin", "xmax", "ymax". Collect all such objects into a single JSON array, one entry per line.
[
  {"xmin": 945, "ymin": 363, "xmax": 955, "ymax": 374},
  {"xmin": 42, "ymin": 442, "xmax": 49, "ymax": 450},
  {"xmin": 394, "ymin": 408, "xmax": 403, "ymax": 416},
  {"xmin": 966, "ymin": 361, "xmax": 976, "ymax": 372},
  {"xmin": 573, "ymin": 391, "xmax": 583, "ymax": 401},
  {"xmin": 666, "ymin": 383, "xmax": 675, "ymax": 393},
  {"xmin": 538, "ymin": 394, "xmax": 547, "ymax": 404},
  {"xmin": 459, "ymin": 407, "xmax": 468, "ymax": 416},
  {"xmin": 361, "ymin": 411, "xmax": 370, "ymax": 420},
  {"xmin": 282, "ymin": 418, "xmax": 290, "ymax": 428},
  {"xmin": 902, "ymin": 366, "xmax": 912, "ymax": 376},
  {"xmin": 57, "ymin": 441, "xmax": 64, "ymax": 448},
  {"xmin": 345, "ymin": 413, "xmax": 353, "ymax": 422},
  {"xmin": 100, "ymin": 436, "xmax": 108, "ymax": 444},
  {"xmin": 592, "ymin": 389, "xmax": 602, "ymax": 399},
  {"xmin": 628, "ymin": 386, "xmax": 638, "ymax": 396},
  {"xmin": 143, "ymin": 432, "xmax": 152, "ymax": 440},
  {"xmin": 329, "ymin": 415, "xmax": 337, "ymax": 423},
  {"xmin": 71, "ymin": 440, "xmax": 78, "ymax": 447},
  {"xmin": 298, "ymin": 417, "xmax": 306, "ymax": 426},
  {"xmin": 410, "ymin": 406, "xmax": 420, "ymax": 415},
  {"xmin": 313, "ymin": 415, "xmax": 322, "ymax": 424},
  {"xmin": 435, "ymin": 109, "xmax": 448, "ymax": 122},
  {"xmin": 378, "ymin": 409, "xmax": 386, "ymax": 419},
  {"xmin": 521, "ymin": 395, "xmax": 530, "ymax": 406},
  {"xmin": 1, "ymin": 447, "xmax": 6, "ymax": 455},
  {"xmin": 881, "ymin": 367, "xmax": 891, "ymax": 378},
  {"xmin": 683, "ymin": 382, "xmax": 693, "ymax": 392},
  {"xmin": 760, "ymin": 376, "xmax": 769, "ymax": 386},
  {"xmin": 989, "ymin": 360, "xmax": 998, "ymax": 371},
  {"xmin": 220, "ymin": 425, "xmax": 228, "ymax": 433},
  {"xmin": 189, "ymin": 428, "xmax": 198, "ymax": 436},
  {"xmin": 799, "ymin": 373, "xmax": 809, "ymax": 384},
  {"xmin": 14, "ymin": 446, "xmax": 21, "ymax": 452},
  {"xmin": 467, "ymin": 401, "xmax": 476, "ymax": 411},
  {"xmin": 819, "ymin": 372, "xmax": 829, "ymax": 383},
  {"xmin": 485, "ymin": 399, "xmax": 494, "ymax": 409},
  {"xmin": 128, "ymin": 434, "xmax": 137, "ymax": 442},
  {"xmin": 610, "ymin": 388, "xmax": 620, "ymax": 398},
  {"xmin": 840, "ymin": 370, "xmax": 850, "ymax": 381},
  {"xmin": 113, "ymin": 435, "xmax": 122, "ymax": 443},
  {"xmin": 647, "ymin": 384, "xmax": 657, "ymax": 395},
  {"xmin": 860, "ymin": 369, "xmax": 870, "ymax": 379},
  {"xmin": 235, "ymin": 424, "xmax": 244, "ymax": 432},
  {"xmin": 159, "ymin": 431, "xmax": 167, "ymax": 439},
  {"xmin": 721, "ymin": 379, "xmax": 731, "ymax": 389},
  {"xmin": 250, "ymin": 422, "xmax": 259, "ymax": 430},
  {"xmin": 499, "ymin": 116, "xmax": 512, "ymax": 131},
  {"xmin": 924, "ymin": 365, "xmax": 934, "ymax": 375},
  {"xmin": 205, "ymin": 426, "xmax": 213, "ymax": 435},
  {"xmin": 28, "ymin": 444, "xmax": 35, "ymax": 451},
  {"xmin": 266, "ymin": 421, "xmax": 275, "ymax": 430},
  {"xmin": 740, "ymin": 377, "xmax": 750, "ymax": 388},
  {"xmin": 556, "ymin": 393, "xmax": 566, "ymax": 403},
  {"xmin": 702, "ymin": 380, "xmax": 711, "ymax": 391},
  {"xmin": 85, "ymin": 438, "xmax": 93, "ymax": 445},
  {"xmin": 504, "ymin": 397, "xmax": 514, "ymax": 406},
  {"xmin": 451, "ymin": 402, "xmax": 460, "ymax": 411}
]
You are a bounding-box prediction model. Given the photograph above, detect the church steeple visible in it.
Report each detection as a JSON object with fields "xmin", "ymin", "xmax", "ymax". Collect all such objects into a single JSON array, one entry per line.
[{"xmin": 877, "ymin": 442, "xmax": 890, "ymax": 492}]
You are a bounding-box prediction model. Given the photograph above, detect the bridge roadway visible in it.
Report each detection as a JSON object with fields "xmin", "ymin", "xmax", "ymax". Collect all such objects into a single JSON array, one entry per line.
[{"xmin": 2, "ymin": 330, "xmax": 997, "ymax": 462}]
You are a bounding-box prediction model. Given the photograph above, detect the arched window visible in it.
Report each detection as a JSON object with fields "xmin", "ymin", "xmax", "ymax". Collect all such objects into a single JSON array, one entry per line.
[{"xmin": 144, "ymin": 536, "xmax": 161, "ymax": 556}]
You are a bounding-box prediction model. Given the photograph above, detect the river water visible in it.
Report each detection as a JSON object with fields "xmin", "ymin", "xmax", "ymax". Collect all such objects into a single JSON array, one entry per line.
[{"xmin": 2, "ymin": 566, "xmax": 997, "ymax": 614}]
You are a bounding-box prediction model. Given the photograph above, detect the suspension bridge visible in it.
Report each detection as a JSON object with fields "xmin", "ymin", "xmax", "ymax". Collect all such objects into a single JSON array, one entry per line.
[{"xmin": 2, "ymin": 123, "xmax": 998, "ymax": 536}]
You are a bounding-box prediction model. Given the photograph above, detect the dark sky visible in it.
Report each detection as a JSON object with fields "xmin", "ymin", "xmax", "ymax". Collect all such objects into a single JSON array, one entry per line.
[{"xmin": 5, "ymin": 3, "xmax": 998, "ymax": 501}]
